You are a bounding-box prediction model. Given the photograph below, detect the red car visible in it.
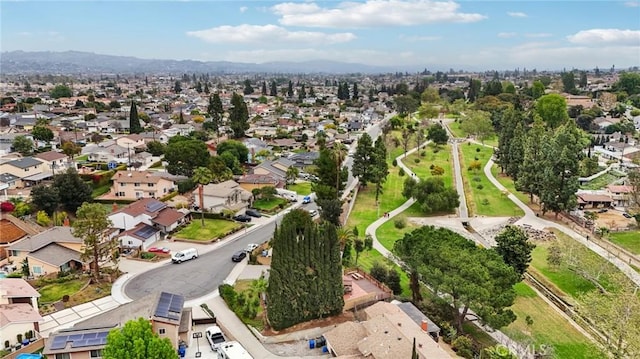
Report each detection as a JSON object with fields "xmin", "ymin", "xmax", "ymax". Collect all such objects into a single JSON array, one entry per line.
[{"xmin": 148, "ymin": 247, "xmax": 170, "ymax": 254}]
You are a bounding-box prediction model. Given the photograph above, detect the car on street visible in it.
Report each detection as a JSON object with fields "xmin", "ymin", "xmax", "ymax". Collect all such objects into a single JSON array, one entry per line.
[
  {"xmin": 307, "ymin": 209, "xmax": 318, "ymax": 217},
  {"xmin": 233, "ymin": 214, "xmax": 252, "ymax": 222},
  {"xmin": 205, "ymin": 325, "xmax": 226, "ymax": 351},
  {"xmin": 245, "ymin": 243, "xmax": 259, "ymax": 253},
  {"xmin": 232, "ymin": 250, "xmax": 247, "ymax": 262},
  {"xmin": 245, "ymin": 209, "xmax": 262, "ymax": 218},
  {"xmin": 147, "ymin": 247, "xmax": 170, "ymax": 253},
  {"xmin": 302, "ymin": 196, "xmax": 312, "ymax": 204}
]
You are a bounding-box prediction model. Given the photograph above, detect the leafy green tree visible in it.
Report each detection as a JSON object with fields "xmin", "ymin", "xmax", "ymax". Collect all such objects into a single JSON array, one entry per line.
[
  {"xmin": 31, "ymin": 125, "xmax": 54, "ymax": 142},
  {"xmin": 535, "ymin": 94, "xmax": 569, "ymax": 128},
  {"xmin": 11, "ymin": 135, "xmax": 33, "ymax": 155},
  {"xmin": 146, "ymin": 141, "xmax": 165, "ymax": 156},
  {"xmin": 531, "ymin": 80, "xmax": 545, "ymax": 99},
  {"xmin": 61, "ymin": 141, "xmax": 81, "ymax": 160},
  {"xmin": 317, "ymin": 198, "xmax": 343, "ymax": 226},
  {"xmin": 229, "ymin": 93, "xmax": 249, "ymax": 138},
  {"xmin": 394, "ymin": 95, "xmax": 420, "ymax": 117},
  {"xmin": 216, "ymin": 140, "xmax": 249, "ymax": 164},
  {"xmin": 312, "ymin": 148, "xmax": 347, "ymax": 199},
  {"xmin": 467, "ymin": 79, "xmax": 482, "ymax": 102},
  {"xmin": 394, "ymin": 226, "xmax": 518, "ymax": 333},
  {"xmin": 614, "ymin": 72, "xmax": 640, "ymax": 95},
  {"xmin": 517, "ymin": 117, "xmax": 546, "ymax": 202},
  {"xmin": 286, "ymin": 166, "xmax": 299, "ymax": 185},
  {"xmin": 267, "ymin": 209, "xmax": 344, "ymax": 330},
  {"xmin": 494, "ymin": 225, "xmax": 535, "ymax": 279},
  {"xmin": 402, "ymin": 177, "xmax": 459, "ymax": 214},
  {"xmin": 354, "ymin": 238, "xmax": 364, "ymax": 265},
  {"xmin": 371, "ymin": 139, "xmax": 389, "ymax": 202},
  {"xmin": 483, "ymin": 80, "xmax": 503, "ymax": 96},
  {"xmin": 540, "ymin": 121, "xmax": 587, "ymax": 217},
  {"xmin": 208, "ymin": 156, "xmax": 233, "ymax": 183},
  {"xmin": 53, "ymin": 168, "xmax": 92, "ymax": 213},
  {"xmin": 427, "ymin": 123, "xmax": 449, "ymax": 146},
  {"xmin": 351, "ymin": 133, "xmax": 374, "ymax": 185},
  {"xmin": 129, "ymin": 101, "xmax": 142, "ymax": 134},
  {"xmin": 36, "ymin": 210, "xmax": 52, "ymax": 227},
  {"xmin": 103, "ymin": 317, "xmax": 177, "ymax": 359},
  {"xmin": 164, "ymin": 139, "xmax": 210, "ymax": 177},
  {"xmin": 192, "ymin": 167, "xmax": 214, "ymax": 226},
  {"xmin": 30, "ymin": 185, "xmax": 60, "ymax": 216},
  {"xmin": 561, "ymin": 71, "xmax": 576, "ymax": 93},
  {"xmin": 219, "ymin": 151, "xmax": 242, "ymax": 175},
  {"xmin": 460, "ymin": 110, "xmax": 494, "ymax": 144},
  {"xmin": 73, "ymin": 202, "xmax": 116, "ymax": 281},
  {"xmin": 49, "ymin": 84, "xmax": 72, "ymax": 99}
]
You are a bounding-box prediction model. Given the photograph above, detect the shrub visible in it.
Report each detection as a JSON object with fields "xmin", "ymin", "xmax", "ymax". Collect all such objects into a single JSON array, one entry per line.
[
  {"xmin": 398, "ymin": 168, "xmax": 405, "ymax": 176},
  {"xmin": 62, "ymin": 295, "xmax": 70, "ymax": 302},
  {"xmin": 452, "ymin": 336, "xmax": 474, "ymax": 359},
  {"xmin": 476, "ymin": 184, "xmax": 484, "ymax": 190},
  {"xmin": 474, "ymin": 156, "xmax": 479, "ymax": 161},
  {"xmin": 472, "ymin": 176, "xmax": 481, "ymax": 182},
  {"xmin": 218, "ymin": 284, "xmax": 237, "ymax": 305},
  {"xmin": 481, "ymin": 198, "xmax": 490, "ymax": 205},
  {"xmin": 141, "ymin": 252, "xmax": 156, "ymax": 260},
  {"xmin": 177, "ymin": 179, "xmax": 196, "ymax": 194},
  {"xmin": 440, "ymin": 322, "xmax": 457, "ymax": 344},
  {"xmin": 433, "ymin": 148, "xmax": 439, "ymax": 153},
  {"xmin": 414, "ymin": 158, "xmax": 420, "ymax": 164},
  {"xmin": 385, "ymin": 268, "xmax": 402, "ymax": 295},
  {"xmin": 5, "ymin": 340, "xmax": 10, "ymax": 348},
  {"xmin": 476, "ymin": 147, "xmax": 481, "ymax": 152},
  {"xmin": 420, "ymin": 151, "xmax": 426, "ymax": 157},
  {"xmin": 392, "ymin": 159, "xmax": 397, "ymax": 167},
  {"xmin": 16, "ymin": 334, "xmax": 22, "ymax": 343},
  {"xmin": 369, "ymin": 262, "xmax": 388, "ymax": 283},
  {"xmin": 394, "ymin": 217, "xmax": 406, "ymax": 229},
  {"xmin": 429, "ymin": 164, "xmax": 435, "ymax": 169}
]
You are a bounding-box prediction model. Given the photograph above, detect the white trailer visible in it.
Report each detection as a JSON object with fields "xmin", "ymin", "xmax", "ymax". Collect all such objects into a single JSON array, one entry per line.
[{"xmin": 217, "ymin": 341, "xmax": 253, "ymax": 359}]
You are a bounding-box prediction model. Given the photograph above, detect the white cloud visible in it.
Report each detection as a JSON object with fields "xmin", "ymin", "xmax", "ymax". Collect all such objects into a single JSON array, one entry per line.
[
  {"xmin": 186, "ymin": 24, "xmax": 356, "ymax": 45},
  {"xmin": 624, "ymin": 1, "xmax": 639, "ymax": 7},
  {"xmin": 271, "ymin": 0, "xmax": 486, "ymax": 28},
  {"xmin": 399, "ymin": 34, "xmax": 441, "ymax": 42},
  {"xmin": 507, "ymin": 11, "xmax": 527, "ymax": 18},
  {"xmin": 239, "ymin": 6, "xmax": 248, "ymax": 13},
  {"xmin": 497, "ymin": 32, "xmax": 517, "ymax": 38},
  {"xmin": 567, "ymin": 28, "xmax": 640, "ymax": 45},
  {"xmin": 524, "ymin": 33, "xmax": 552, "ymax": 38}
]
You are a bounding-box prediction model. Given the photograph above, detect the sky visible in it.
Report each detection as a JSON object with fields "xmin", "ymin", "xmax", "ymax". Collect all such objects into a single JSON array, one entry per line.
[{"xmin": 1, "ymin": 0, "xmax": 639, "ymax": 71}]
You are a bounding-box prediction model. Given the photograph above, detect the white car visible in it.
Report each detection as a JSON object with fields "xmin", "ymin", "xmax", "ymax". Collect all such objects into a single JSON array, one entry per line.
[
  {"xmin": 205, "ymin": 325, "xmax": 226, "ymax": 351},
  {"xmin": 308, "ymin": 209, "xmax": 318, "ymax": 217},
  {"xmin": 245, "ymin": 243, "xmax": 259, "ymax": 253}
]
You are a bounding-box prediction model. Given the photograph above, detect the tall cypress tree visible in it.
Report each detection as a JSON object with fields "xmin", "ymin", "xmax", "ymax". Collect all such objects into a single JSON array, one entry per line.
[
  {"xmin": 267, "ymin": 210, "xmax": 344, "ymax": 330},
  {"xmin": 129, "ymin": 101, "xmax": 142, "ymax": 134},
  {"xmin": 229, "ymin": 92, "xmax": 249, "ymax": 138}
]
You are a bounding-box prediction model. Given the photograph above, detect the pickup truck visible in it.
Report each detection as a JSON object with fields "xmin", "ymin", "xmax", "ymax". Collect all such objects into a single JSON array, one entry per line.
[{"xmin": 205, "ymin": 325, "xmax": 226, "ymax": 351}]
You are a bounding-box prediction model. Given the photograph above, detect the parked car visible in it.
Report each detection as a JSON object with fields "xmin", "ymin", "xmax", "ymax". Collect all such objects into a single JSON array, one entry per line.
[
  {"xmin": 302, "ymin": 196, "xmax": 312, "ymax": 204},
  {"xmin": 148, "ymin": 247, "xmax": 170, "ymax": 253},
  {"xmin": 598, "ymin": 208, "xmax": 608, "ymax": 213},
  {"xmin": 172, "ymin": 248, "xmax": 198, "ymax": 264},
  {"xmin": 307, "ymin": 209, "xmax": 318, "ymax": 217},
  {"xmin": 233, "ymin": 214, "xmax": 252, "ymax": 222},
  {"xmin": 205, "ymin": 325, "xmax": 226, "ymax": 351},
  {"xmin": 245, "ymin": 243, "xmax": 259, "ymax": 253},
  {"xmin": 232, "ymin": 250, "xmax": 247, "ymax": 262},
  {"xmin": 245, "ymin": 209, "xmax": 262, "ymax": 218},
  {"xmin": 623, "ymin": 212, "xmax": 633, "ymax": 218}
]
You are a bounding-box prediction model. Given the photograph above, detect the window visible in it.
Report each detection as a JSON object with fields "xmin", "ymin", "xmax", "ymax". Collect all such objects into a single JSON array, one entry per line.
[
  {"xmin": 24, "ymin": 167, "xmax": 29, "ymax": 172},
  {"xmin": 120, "ymin": 183, "xmax": 126, "ymax": 187},
  {"xmin": 134, "ymin": 183, "xmax": 141, "ymax": 187},
  {"xmin": 55, "ymin": 353, "xmax": 70, "ymax": 359},
  {"xmin": 33, "ymin": 266, "xmax": 42, "ymax": 274},
  {"xmin": 148, "ymin": 183, "xmax": 154, "ymax": 187},
  {"xmin": 158, "ymin": 328, "xmax": 166, "ymax": 335},
  {"xmin": 90, "ymin": 349, "xmax": 103, "ymax": 358},
  {"xmin": 136, "ymin": 192, "xmax": 142, "ymax": 198}
]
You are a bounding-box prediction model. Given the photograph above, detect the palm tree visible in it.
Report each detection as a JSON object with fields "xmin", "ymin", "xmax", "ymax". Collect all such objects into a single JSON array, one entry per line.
[
  {"xmin": 337, "ymin": 227, "xmax": 355, "ymax": 253},
  {"xmin": 192, "ymin": 167, "xmax": 214, "ymax": 226},
  {"xmin": 285, "ymin": 166, "xmax": 299, "ymax": 188}
]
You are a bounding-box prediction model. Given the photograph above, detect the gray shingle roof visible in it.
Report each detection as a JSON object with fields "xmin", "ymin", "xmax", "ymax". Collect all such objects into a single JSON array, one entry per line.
[
  {"xmin": 0, "ymin": 173, "xmax": 20, "ymax": 183},
  {"xmin": 9, "ymin": 226, "xmax": 82, "ymax": 252},
  {"xmin": 6, "ymin": 157, "xmax": 42, "ymax": 169},
  {"xmin": 29, "ymin": 243, "xmax": 83, "ymax": 267}
]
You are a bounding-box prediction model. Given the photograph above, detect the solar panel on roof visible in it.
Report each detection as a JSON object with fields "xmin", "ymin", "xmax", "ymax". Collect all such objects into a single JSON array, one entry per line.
[
  {"xmin": 72, "ymin": 339, "xmax": 88, "ymax": 348},
  {"xmin": 97, "ymin": 332, "xmax": 109, "ymax": 339},
  {"xmin": 169, "ymin": 294, "xmax": 184, "ymax": 313},
  {"xmin": 68, "ymin": 334, "xmax": 83, "ymax": 341},
  {"xmin": 134, "ymin": 225, "xmax": 158, "ymax": 239},
  {"xmin": 83, "ymin": 332, "xmax": 98, "ymax": 339},
  {"xmin": 87, "ymin": 338, "xmax": 102, "ymax": 346},
  {"xmin": 145, "ymin": 201, "xmax": 166, "ymax": 213},
  {"xmin": 50, "ymin": 337, "xmax": 68, "ymax": 350}
]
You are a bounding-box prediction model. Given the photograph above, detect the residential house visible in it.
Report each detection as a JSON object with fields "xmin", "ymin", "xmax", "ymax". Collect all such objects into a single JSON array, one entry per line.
[
  {"xmin": 201, "ymin": 180, "xmax": 252, "ymax": 214},
  {"xmin": 34, "ymin": 150, "xmax": 70, "ymax": 174},
  {"xmin": 0, "ymin": 278, "xmax": 44, "ymax": 349},
  {"xmin": 8, "ymin": 226, "xmax": 87, "ymax": 276},
  {"xmin": 0, "ymin": 157, "xmax": 51, "ymax": 188},
  {"xmin": 108, "ymin": 198, "xmax": 188, "ymax": 250},
  {"xmin": 606, "ymin": 185, "xmax": 634, "ymax": 207},
  {"xmin": 81, "ymin": 142, "xmax": 130, "ymax": 163},
  {"xmin": 43, "ymin": 292, "xmax": 191, "ymax": 358},
  {"xmin": 0, "ymin": 214, "xmax": 36, "ymax": 262},
  {"xmin": 139, "ymin": 130, "xmax": 169, "ymax": 144},
  {"xmin": 115, "ymin": 134, "xmax": 146, "ymax": 151},
  {"xmin": 323, "ymin": 301, "xmax": 451, "ymax": 358},
  {"xmin": 576, "ymin": 192, "xmax": 613, "ymax": 209},
  {"xmin": 0, "ymin": 173, "xmax": 21, "ymax": 191},
  {"xmin": 288, "ymin": 151, "xmax": 319, "ymax": 168},
  {"xmin": 252, "ymin": 158, "xmax": 295, "ymax": 182},
  {"xmin": 109, "ymin": 170, "xmax": 177, "ymax": 200},
  {"xmin": 237, "ymin": 173, "xmax": 283, "ymax": 192}
]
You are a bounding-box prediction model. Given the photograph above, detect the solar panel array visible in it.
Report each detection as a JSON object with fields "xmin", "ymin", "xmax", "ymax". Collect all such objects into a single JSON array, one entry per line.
[
  {"xmin": 146, "ymin": 201, "xmax": 166, "ymax": 213},
  {"xmin": 155, "ymin": 292, "xmax": 184, "ymax": 321},
  {"xmin": 50, "ymin": 331, "xmax": 110, "ymax": 350},
  {"xmin": 134, "ymin": 225, "xmax": 158, "ymax": 239}
]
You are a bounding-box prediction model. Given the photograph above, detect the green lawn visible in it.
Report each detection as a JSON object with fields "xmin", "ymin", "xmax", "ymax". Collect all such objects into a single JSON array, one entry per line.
[
  {"xmin": 252, "ymin": 197, "xmax": 287, "ymax": 212},
  {"xmin": 404, "ymin": 143, "xmax": 454, "ymax": 188},
  {"xmin": 459, "ymin": 143, "xmax": 523, "ymax": 217},
  {"xmin": 448, "ymin": 121, "xmax": 499, "ymax": 147},
  {"xmin": 39, "ymin": 279, "xmax": 85, "ymax": 303},
  {"xmin": 174, "ymin": 219, "xmax": 241, "ymax": 241},
  {"xmin": 580, "ymin": 172, "xmax": 625, "ymax": 190},
  {"xmin": 609, "ymin": 230, "xmax": 640, "ymax": 255},
  {"xmin": 91, "ymin": 184, "xmax": 111, "ymax": 198},
  {"xmin": 503, "ymin": 282, "xmax": 605, "ymax": 359},
  {"xmin": 288, "ymin": 181, "xmax": 312, "ymax": 195},
  {"xmin": 375, "ymin": 218, "xmax": 417, "ymax": 251},
  {"xmin": 75, "ymin": 154, "xmax": 89, "ymax": 162},
  {"xmin": 490, "ymin": 164, "xmax": 531, "ymax": 205}
]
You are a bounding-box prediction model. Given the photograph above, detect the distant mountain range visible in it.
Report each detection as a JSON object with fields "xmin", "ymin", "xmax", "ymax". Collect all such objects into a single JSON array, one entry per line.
[{"xmin": 0, "ymin": 50, "xmax": 429, "ymax": 75}]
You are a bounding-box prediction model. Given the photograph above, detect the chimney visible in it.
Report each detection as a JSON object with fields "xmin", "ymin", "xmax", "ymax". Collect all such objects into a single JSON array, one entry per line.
[
  {"xmin": 112, "ymin": 202, "xmax": 118, "ymax": 212},
  {"xmin": 421, "ymin": 320, "xmax": 428, "ymax": 332},
  {"xmin": 63, "ymin": 217, "xmax": 70, "ymax": 227}
]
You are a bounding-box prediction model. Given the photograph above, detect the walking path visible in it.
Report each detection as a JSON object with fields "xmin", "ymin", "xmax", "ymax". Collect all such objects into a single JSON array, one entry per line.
[{"xmin": 365, "ymin": 140, "xmax": 529, "ymax": 357}]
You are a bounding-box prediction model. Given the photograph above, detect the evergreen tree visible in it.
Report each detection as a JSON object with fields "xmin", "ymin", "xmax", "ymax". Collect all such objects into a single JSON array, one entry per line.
[
  {"xmin": 261, "ymin": 81, "xmax": 267, "ymax": 96},
  {"xmin": 298, "ymin": 84, "xmax": 306, "ymax": 101},
  {"xmin": 351, "ymin": 133, "xmax": 374, "ymax": 185},
  {"xmin": 204, "ymin": 82, "xmax": 210, "ymax": 94},
  {"xmin": 287, "ymin": 81, "xmax": 294, "ymax": 97},
  {"xmin": 352, "ymin": 83, "xmax": 359, "ymax": 100},
  {"xmin": 53, "ymin": 168, "xmax": 92, "ymax": 213},
  {"xmin": 243, "ymin": 79, "xmax": 254, "ymax": 95},
  {"xmin": 517, "ymin": 116, "xmax": 546, "ymax": 203},
  {"xmin": 129, "ymin": 101, "xmax": 142, "ymax": 134},
  {"xmin": 229, "ymin": 93, "xmax": 249, "ymax": 138},
  {"xmin": 496, "ymin": 108, "xmax": 520, "ymax": 174},
  {"xmin": 540, "ymin": 121, "xmax": 586, "ymax": 217},
  {"xmin": 207, "ymin": 94, "xmax": 223, "ymax": 138},
  {"xmin": 506, "ymin": 121, "xmax": 525, "ymax": 180},
  {"xmin": 267, "ymin": 210, "xmax": 344, "ymax": 330},
  {"xmin": 73, "ymin": 203, "xmax": 117, "ymax": 282},
  {"xmin": 270, "ymin": 81, "xmax": 277, "ymax": 97},
  {"xmin": 371, "ymin": 139, "xmax": 389, "ymax": 202}
]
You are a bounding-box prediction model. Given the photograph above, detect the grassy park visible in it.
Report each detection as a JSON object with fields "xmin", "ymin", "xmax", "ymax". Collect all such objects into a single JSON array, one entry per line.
[
  {"xmin": 459, "ymin": 142, "xmax": 523, "ymax": 217},
  {"xmin": 490, "ymin": 164, "xmax": 532, "ymax": 205},
  {"xmin": 609, "ymin": 230, "xmax": 640, "ymax": 255},
  {"xmin": 448, "ymin": 120, "xmax": 499, "ymax": 147},
  {"xmin": 174, "ymin": 219, "xmax": 241, "ymax": 241},
  {"xmin": 404, "ymin": 143, "xmax": 454, "ymax": 187}
]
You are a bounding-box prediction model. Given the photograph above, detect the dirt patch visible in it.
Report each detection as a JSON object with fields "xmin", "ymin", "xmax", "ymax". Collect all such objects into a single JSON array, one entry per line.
[
  {"xmin": 594, "ymin": 211, "xmax": 635, "ymax": 230},
  {"xmin": 261, "ymin": 311, "xmax": 355, "ymax": 336}
]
